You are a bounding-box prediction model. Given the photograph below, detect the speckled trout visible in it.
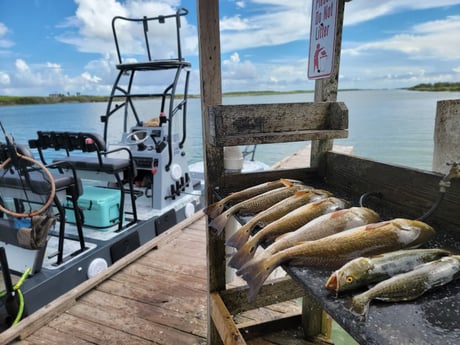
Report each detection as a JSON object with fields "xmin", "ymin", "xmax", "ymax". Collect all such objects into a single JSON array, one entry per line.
[
  {"xmin": 228, "ymin": 197, "xmax": 351, "ymax": 269},
  {"xmin": 204, "ymin": 178, "xmax": 306, "ymax": 219},
  {"xmin": 351, "ymin": 255, "xmax": 460, "ymax": 316},
  {"xmin": 225, "ymin": 189, "xmax": 333, "ymax": 249},
  {"xmin": 236, "ymin": 219, "xmax": 435, "ymax": 301},
  {"xmin": 209, "ymin": 181, "xmax": 311, "ymax": 235},
  {"xmin": 325, "ymin": 248, "xmax": 451, "ymax": 293}
]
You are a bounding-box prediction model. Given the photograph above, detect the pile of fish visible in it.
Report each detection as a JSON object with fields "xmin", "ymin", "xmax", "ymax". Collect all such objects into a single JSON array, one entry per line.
[{"xmin": 204, "ymin": 178, "xmax": 460, "ymax": 315}]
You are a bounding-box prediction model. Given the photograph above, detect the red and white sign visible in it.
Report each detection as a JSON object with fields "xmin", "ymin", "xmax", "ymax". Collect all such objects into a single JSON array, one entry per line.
[{"xmin": 308, "ymin": 0, "xmax": 338, "ymax": 80}]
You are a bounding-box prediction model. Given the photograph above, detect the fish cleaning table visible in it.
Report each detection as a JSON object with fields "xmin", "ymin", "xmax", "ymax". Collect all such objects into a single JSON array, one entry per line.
[
  {"xmin": 286, "ymin": 263, "xmax": 460, "ymax": 345},
  {"xmin": 210, "ymin": 152, "xmax": 460, "ymax": 345},
  {"xmin": 285, "ymin": 154, "xmax": 460, "ymax": 345}
]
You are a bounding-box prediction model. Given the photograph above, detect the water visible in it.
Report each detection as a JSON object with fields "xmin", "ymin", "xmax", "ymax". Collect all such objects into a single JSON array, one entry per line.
[{"xmin": 1, "ymin": 89, "xmax": 459, "ymax": 170}]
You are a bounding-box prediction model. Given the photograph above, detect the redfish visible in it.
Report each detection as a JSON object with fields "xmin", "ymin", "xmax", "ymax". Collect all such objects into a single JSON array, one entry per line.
[
  {"xmin": 326, "ymin": 248, "xmax": 450, "ymax": 293},
  {"xmin": 228, "ymin": 197, "xmax": 351, "ymax": 269},
  {"xmin": 351, "ymin": 255, "xmax": 460, "ymax": 317},
  {"xmin": 225, "ymin": 189, "xmax": 333, "ymax": 249},
  {"xmin": 237, "ymin": 219, "xmax": 435, "ymax": 301},
  {"xmin": 204, "ymin": 178, "xmax": 305, "ymax": 219},
  {"xmin": 258, "ymin": 207, "xmax": 380, "ymax": 260},
  {"xmin": 209, "ymin": 182, "xmax": 311, "ymax": 235}
]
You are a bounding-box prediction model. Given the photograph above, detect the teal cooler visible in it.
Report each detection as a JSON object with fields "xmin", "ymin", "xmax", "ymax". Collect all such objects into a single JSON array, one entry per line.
[{"xmin": 65, "ymin": 186, "xmax": 123, "ymax": 230}]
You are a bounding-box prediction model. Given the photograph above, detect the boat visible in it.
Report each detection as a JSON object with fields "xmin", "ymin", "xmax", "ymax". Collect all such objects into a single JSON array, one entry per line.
[{"xmin": 0, "ymin": 7, "xmax": 203, "ymax": 328}]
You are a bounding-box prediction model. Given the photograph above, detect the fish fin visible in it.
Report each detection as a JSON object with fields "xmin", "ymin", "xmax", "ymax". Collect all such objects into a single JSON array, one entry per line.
[
  {"xmin": 228, "ymin": 238, "xmax": 258, "ymax": 269},
  {"xmin": 330, "ymin": 209, "xmax": 349, "ymax": 218},
  {"xmin": 280, "ymin": 178, "xmax": 294, "ymax": 188},
  {"xmin": 350, "ymin": 293, "xmax": 370, "ymax": 317},
  {"xmin": 209, "ymin": 211, "xmax": 230, "ymax": 236},
  {"xmin": 365, "ymin": 221, "xmax": 390, "ymax": 230},
  {"xmin": 225, "ymin": 224, "xmax": 252, "ymax": 249},
  {"xmin": 203, "ymin": 202, "xmax": 224, "ymax": 219},
  {"xmin": 236, "ymin": 256, "xmax": 277, "ymax": 302},
  {"xmin": 293, "ymin": 190, "xmax": 311, "ymax": 197}
]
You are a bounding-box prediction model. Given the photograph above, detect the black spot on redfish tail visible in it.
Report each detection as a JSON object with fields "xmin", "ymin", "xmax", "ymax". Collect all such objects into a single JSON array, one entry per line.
[{"xmin": 228, "ymin": 240, "xmax": 258, "ymax": 269}]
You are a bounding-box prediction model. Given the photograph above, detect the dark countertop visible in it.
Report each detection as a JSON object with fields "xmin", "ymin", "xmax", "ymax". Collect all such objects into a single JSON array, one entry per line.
[{"xmin": 286, "ymin": 246, "xmax": 460, "ymax": 345}]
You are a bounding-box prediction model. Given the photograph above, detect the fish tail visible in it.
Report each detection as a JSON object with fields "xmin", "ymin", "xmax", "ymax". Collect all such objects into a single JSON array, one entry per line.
[
  {"xmin": 225, "ymin": 223, "xmax": 252, "ymax": 249},
  {"xmin": 236, "ymin": 256, "xmax": 278, "ymax": 301},
  {"xmin": 203, "ymin": 202, "xmax": 224, "ymax": 219},
  {"xmin": 228, "ymin": 237, "xmax": 259, "ymax": 269},
  {"xmin": 208, "ymin": 211, "xmax": 230, "ymax": 235},
  {"xmin": 280, "ymin": 178, "xmax": 294, "ymax": 187},
  {"xmin": 350, "ymin": 293, "xmax": 370, "ymax": 317}
]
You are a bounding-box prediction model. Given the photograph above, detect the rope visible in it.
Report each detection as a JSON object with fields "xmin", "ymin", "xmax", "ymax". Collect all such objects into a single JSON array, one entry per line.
[{"xmin": 0, "ymin": 154, "xmax": 56, "ymax": 218}]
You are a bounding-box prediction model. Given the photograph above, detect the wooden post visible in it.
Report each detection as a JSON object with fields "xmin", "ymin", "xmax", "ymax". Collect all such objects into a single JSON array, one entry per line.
[
  {"xmin": 310, "ymin": 0, "xmax": 346, "ymax": 168},
  {"xmin": 196, "ymin": 1, "xmax": 226, "ymax": 344},
  {"xmin": 304, "ymin": 0, "xmax": 347, "ymax": 339},
  {"xmin": 432, "ymin": 99, "xmax": 460, "ymax": 174}
]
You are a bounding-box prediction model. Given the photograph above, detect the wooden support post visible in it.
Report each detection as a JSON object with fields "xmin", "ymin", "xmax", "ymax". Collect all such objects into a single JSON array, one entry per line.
[
  {"xmin": 305, "ymin": 0, "xmax": 347, "ymax": 339},
  {"xmin": 310, "ymin": 0, "xmax": 346, "ymax": 168},
  {"xmin": 302, "ymin": 295, "xmax": 323, "ymax": 339},
  {"xmin": 196, "ymin": 1, "xmax": 226, "ymax": 344}
]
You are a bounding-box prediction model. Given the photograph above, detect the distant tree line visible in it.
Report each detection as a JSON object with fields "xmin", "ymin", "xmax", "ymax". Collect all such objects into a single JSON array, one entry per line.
[{"xmin": 406, "ymin": 82, "xmax": 460, "ymax": 91}]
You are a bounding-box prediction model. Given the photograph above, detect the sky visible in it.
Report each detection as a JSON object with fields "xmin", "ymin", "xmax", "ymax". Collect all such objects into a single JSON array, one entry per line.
[{"xmin": 0, "ymin": 0, "xmax": 460, "ymax": 96}]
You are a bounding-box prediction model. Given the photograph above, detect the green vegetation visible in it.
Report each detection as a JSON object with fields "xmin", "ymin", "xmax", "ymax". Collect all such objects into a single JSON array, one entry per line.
[
  {"xmin": 406, "ymin": 82, "xmax": 460, "ymax": 92},
  {"xmin": 1, "ymin": 83, "xmax": 458, "ymax": 106},
  {"xmin": 0, "ymin": 95, "xmax": 108, "ymax": 106}
]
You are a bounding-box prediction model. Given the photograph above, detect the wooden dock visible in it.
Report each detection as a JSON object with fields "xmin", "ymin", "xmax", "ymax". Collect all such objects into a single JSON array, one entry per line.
[
  {"xmin": 1, "ymin": 209, "xmax": 311, "ymax": 345},
  {"xmin": 2, "ymin": 144, "xmax": 353, "ymax": 345}
]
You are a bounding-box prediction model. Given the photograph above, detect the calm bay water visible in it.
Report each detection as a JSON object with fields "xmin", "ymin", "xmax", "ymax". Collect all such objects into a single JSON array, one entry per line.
[{"xmin": 1, "ymin": 89, "xmax": 459, "ymax": 171}]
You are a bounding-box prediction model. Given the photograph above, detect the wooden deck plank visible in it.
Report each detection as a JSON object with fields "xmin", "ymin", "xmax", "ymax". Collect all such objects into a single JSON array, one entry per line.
[
  {"xmin": 79, "ymin": 290, "xmax": 207, "ymax": 338},
  {"xmin": 47, "ymin": 313, "xmax": 155, "ymax": 345},
  {"xmin": 66, "ymin": 300, "xmax": 205, "ymax": 345}
]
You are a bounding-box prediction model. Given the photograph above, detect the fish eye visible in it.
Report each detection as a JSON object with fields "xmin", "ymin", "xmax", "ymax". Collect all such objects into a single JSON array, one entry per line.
[{"xmin": 346, "ymin": 276, "xmax": 353, "ymax": 283}]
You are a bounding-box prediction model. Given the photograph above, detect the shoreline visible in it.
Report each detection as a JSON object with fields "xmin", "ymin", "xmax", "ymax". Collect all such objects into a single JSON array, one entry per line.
[{"xmin": 2, "ymin": 84, "xmax": 460, "ymax": 106}]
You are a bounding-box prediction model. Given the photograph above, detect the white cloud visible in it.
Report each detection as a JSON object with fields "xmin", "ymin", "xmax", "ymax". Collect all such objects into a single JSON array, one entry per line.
[
  {"xmin": 56, "ymin": 0, "xmax": 196, "ymax": 57},
  {"xmin": 15, "ymin": 59, "xmax": 30, "ymax": 72},
  {"xmin": 0, "ymin": 22, "xmax": 14, "ymax": 50},
  {"xmin": 344, "ymin": 0, "xmax": 460, "ymax": 25},
  {"xmin": 343, "ymin": 15, "xmax": 460, "ymax": 60},
  {"xmin": 0, "ymin": 71, "xmax": 10, "ymax": 85}
]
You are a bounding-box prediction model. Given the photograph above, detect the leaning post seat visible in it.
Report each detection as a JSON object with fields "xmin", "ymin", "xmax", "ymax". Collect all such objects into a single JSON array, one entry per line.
[
  {"xmin": 0, "ymin": 142, "xmax": 85, "ymax": 266},
  {"xmin": 102, "ymin": 7, "xmax": 191, "ymax": 173},
  {"xmin": 28, "ymin": 131, "xmax": 138, "ymax": 230}
]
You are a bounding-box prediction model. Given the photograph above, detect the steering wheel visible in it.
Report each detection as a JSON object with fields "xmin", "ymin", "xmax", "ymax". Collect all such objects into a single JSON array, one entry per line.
[
  {"xmin": 0, "ymin": 153, "xmax": 56, "ymax": 218},
  {"xmin": 126, "ymin": 130, "xmax": 151, "ymax": 146}
]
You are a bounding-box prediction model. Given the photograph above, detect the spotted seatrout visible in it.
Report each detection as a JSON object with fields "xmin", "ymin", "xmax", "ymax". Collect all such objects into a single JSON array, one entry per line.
[
  {"xmin": 225, "ymin": 189, "xmax": 333, "ymax": 249},
  {"xmin": 209, "ymin": 181, "xmax": 311, "ymax": 235},
  {"xmin": 237, "ymin": 218, "xmax": 435, "ymax": 301},
  {"xmin": 325, "ymin": 248, "xmax": 451, "ymax": 293},
  {"xmin": 228, "ymin": 197, "xmax": 351, "ymax": 269},
  {"xmin": 351, "ymin": 255, "xmax": 460, "ymax": 316},
  {"xmin": 204, "ymin": 178, "xmax": 305, "ymax": 219}
]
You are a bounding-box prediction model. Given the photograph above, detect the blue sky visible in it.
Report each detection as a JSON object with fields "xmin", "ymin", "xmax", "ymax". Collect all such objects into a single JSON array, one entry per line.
[{"xmin": 1, "ymin": 0, "xmax": 460, "ymax": 96}]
